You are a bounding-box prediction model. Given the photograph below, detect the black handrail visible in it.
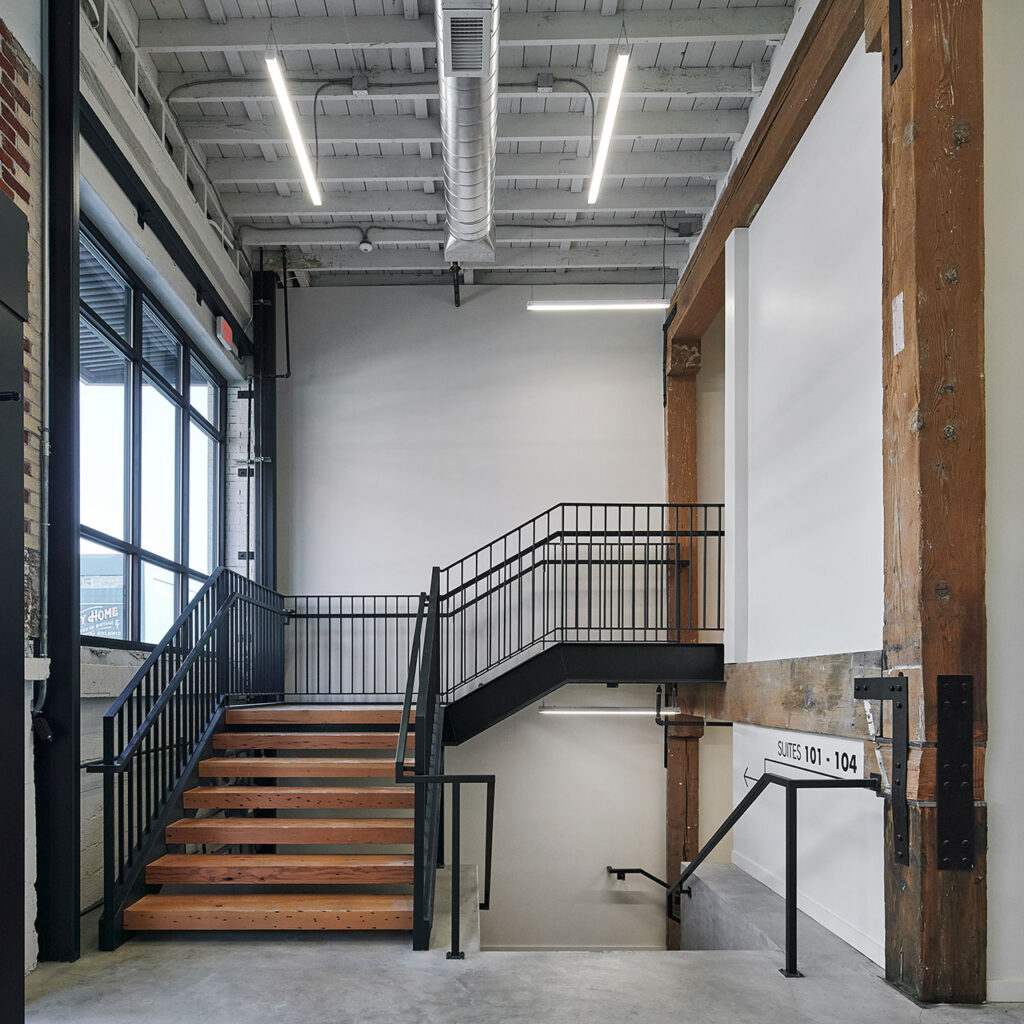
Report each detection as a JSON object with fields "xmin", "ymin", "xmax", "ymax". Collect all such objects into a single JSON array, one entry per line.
[
  {"xmin": 610, "ymin": 772, "xmax": 880, "ymax": 977},
  {"xmin": 437, "ymin": 503, "xmax": 725, "ymax": 699},
  {"xmin": 396, "ymin": 568, "xmax": 497, "ymax": 956},
  {"xmin": 87, "ymin": 568, "xmax": 288, "ymax": 950}
]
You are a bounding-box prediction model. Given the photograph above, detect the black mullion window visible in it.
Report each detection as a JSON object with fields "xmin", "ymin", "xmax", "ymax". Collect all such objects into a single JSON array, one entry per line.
[{"xmin": 78, "ymin": 223, "xmax": 227, "ymax": 647}]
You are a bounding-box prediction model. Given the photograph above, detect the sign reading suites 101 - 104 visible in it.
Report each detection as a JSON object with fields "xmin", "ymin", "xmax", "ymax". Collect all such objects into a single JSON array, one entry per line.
[{"xmin": 739, "ymin": 727, "xmax": 865, "ymax": 788}]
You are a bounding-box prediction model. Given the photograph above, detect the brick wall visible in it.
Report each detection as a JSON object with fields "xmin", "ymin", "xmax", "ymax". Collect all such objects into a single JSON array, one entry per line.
[{"xmin": 1, "ymin": 18, "xmax": 44, "ymax": 642}]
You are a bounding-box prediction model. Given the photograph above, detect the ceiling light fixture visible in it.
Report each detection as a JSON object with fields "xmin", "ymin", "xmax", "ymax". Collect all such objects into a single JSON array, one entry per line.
[
  {"xmin": 265, "ymin": 43, "xmax": 322, "ymax": 207},
  {"xmin": 538, "ymin": 705, "xmax": 682, "ymax": 716},
  {"xmin": 587, "ymin": 36, "xmax": 630, "ymax": 205},
  {"xmin": 527, "ymin": 299, "xmax": 670, "ymax": 312}
]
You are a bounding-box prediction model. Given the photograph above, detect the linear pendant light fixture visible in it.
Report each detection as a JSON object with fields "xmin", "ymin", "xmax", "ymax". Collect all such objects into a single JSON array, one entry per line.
[
  {"xmin": 265, "ymin": 42, "xmax": 322, "ymax": 207},
  {"xmin": 587, "ymin": 38, "xmax": 630, "ymax": 205},
  {"xmin": 527, "ymin": 299, "xmax": 670, "ymax": 312},
  {"xmin": 538, "ymin": 705, "xmax": 682, "ymax": 716}
]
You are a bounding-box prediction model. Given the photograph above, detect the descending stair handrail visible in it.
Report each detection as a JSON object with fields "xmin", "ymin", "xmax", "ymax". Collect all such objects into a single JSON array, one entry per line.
[
  {"xmin": 436, "ymin": 503, "xmax": 724, "ymax": 699},
  {"xmin": 608, "ymin": 772, "xmax": 880, "ymax": 977},
  {"xmin": 86, "ymin": 568, "xmax": 287, "ymax": 949},
  {"xmin": 397, "ymin": 569, "xmax": 496, "ymax": 954}
]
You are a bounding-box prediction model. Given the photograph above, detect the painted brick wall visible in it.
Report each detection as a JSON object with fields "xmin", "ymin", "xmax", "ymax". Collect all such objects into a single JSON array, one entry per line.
[
  {"xmin": 225, "ymin": 383, "xmax": 256, "ymax": 577},
  {"xmin": 1, "ymin": 18, "xmax": 44, "ymax": 642}
]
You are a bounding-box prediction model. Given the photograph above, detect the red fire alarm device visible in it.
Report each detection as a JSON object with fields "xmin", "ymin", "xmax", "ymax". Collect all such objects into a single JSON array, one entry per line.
[{"xmin": 216, "ymin": 316, "xmax": 235, "ymax": 354}]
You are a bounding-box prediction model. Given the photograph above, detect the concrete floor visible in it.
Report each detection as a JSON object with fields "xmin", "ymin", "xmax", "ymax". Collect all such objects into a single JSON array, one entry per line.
[{"xmin": 25, "ymin": 868, "xmax": 1024, "ymax": 1024}]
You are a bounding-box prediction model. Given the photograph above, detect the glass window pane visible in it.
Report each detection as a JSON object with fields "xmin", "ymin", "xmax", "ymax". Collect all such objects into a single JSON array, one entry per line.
[
  {"xmin": 80, "ymin": 318, "xmax": 129, "ymax": 540},
  {"xmin": 141, "ymin": 306, "xmax": 181, "ymax": 388},
  {"xmin": 189, "ymin": 357, "xmax": 219, "ymax": 427},
  {"xmin": 141, "ymin": 377, "xmax": 180, "ymax": 560},
  {"xmin": 189, "ymin": 423, "xmax": 218, "ymax": 574},
  {"xmin": 80, "ymin": 537, "xmax": 127, "ymax": 639},
  {"xmin": 79, "ymin": 236, "xmax": 129, "ymax": 338},
  {"xmin": 188, "ymin": 576, "xmax": 203, "ymax": 602},
  {"xmin": 141, "ymin": 561, "xmax": 178, "ymax": 644}
]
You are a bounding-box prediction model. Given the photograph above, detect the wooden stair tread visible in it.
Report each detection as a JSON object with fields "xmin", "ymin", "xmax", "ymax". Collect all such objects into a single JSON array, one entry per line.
[
  {"xmin": 199, "ymin": 757, "xmax": 411, "ymax": 778},
  {"xmin": 225, "ymin": 706, "xmax": 411, "ymax": 726},
  {"xmin": 124, "ymin": 893, "xmax": 413, "ymax": 931},
  {"xmin": 165, "ymin": 817, "xmax": 414, "ymax": 844},
  {"xmin": 214, "ymin": 731, "xmax": 412, "ymax": 750},
  {"xmin": 184, "ymin": 785, "xmax": 414, "ymax": 809},
  {"xmin": 147, "ymin": 853, "xmax": 414, "ymax": 884}
]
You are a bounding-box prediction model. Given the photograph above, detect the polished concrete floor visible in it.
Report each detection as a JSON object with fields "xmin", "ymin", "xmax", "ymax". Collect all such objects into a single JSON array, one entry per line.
[{"xmin": 26, "ymin": 869, "xmax": 1024, "ymax": 1024}]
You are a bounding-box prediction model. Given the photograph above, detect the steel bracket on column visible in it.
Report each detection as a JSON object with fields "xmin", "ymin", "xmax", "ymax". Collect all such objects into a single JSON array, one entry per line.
[
  {"xmin": 854, "ymin": 674, "xmax": 909, "ymax": 864},
  {"xmin": 936, "ymin": 674, "xmax": 974, "ymax": 871}
]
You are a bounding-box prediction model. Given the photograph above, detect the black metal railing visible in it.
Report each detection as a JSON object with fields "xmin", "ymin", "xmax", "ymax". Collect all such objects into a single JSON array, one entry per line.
[
  {"xmin": 397, "ymin": 568, "xmax": 496, "ymax": 955},
  {"xmin": 608, "ymin": 772, "xmax": 879, "ymax": 977},
  {"xmin": 437, "ymin": 503, "xmax": 724, "ymax": 700},
  {"xmin": 87, "ymin": 568, "xmax": 287, "ymax": 949},
  {"xmin": 284, "ymin": 594, "xmax": 421, "ymax": 701}
]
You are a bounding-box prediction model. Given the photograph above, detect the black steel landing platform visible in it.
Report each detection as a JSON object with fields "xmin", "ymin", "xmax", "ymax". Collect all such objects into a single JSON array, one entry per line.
[{"xmin": 443, "ymin": 642, "xmax": 724, "ymax": 744}]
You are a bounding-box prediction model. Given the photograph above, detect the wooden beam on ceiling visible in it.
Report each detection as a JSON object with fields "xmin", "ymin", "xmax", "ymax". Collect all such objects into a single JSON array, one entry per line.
[
  {"xmin": 178, "ymin": 109, "xmax": 746, "ymax": 147},
  {"xmin": 240, "ymin": 223, "xmax": 691, "ymax": 246},
  {"xmin": 257, "ymin": 243, "xmax": 682, "ymax": 272},
  {"xmin": 137, "ymin": 7, "xmax": 793, "ymax": 53},
  {"xmin": 206, "ymin": 150, "xmax": 732, "ymax": 186},
  {"xmin": 223, "ymin": 185, "xmax": 716, "ymax": 219},
  {"xmin": 667, "ymin": 0, "xmax": 867, "ymax": 345},
  {"xmin": 162, "ymin": 65, "xmax": 755, "ymax": 104}
]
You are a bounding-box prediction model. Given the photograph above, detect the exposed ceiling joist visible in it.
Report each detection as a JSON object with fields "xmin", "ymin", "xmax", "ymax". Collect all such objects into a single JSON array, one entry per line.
[
  {"xmin": 261, "ymin": 243, "xmax": 683, "ymax": 272},
  {"xmin": 137, "ymin": 8, "xmax": 792, "ymax": 53},
  {"xmin": 181, "ymin": 109, "xmax": 745, "ymax": 146},
  {"xmin": 207, "ymin": 150, "xmax": 732, "ymax": 185},
  {"xmin": 162, "ymin": 66, "xmax": 754, "ymax": 104},
  {"xmin": 303, "ymin": 269, "xmax": 672, "ymax": 287},
  {"xmin": 224, "ymin": 185, "xmax": 715, "ymax": 218},
  {"xmin": 241, "ymin": 223, "xmax": 691, "ymax": 246}
]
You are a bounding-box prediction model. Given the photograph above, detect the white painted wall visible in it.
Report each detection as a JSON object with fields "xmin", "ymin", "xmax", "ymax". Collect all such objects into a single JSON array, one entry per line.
[
  {"xmin": 277, "ymin": 284, "xmax": 667, "ymax": 594},
  {"xmin": 732, "ymin": 723, "xmax": 884, "ymax": 965},
  {"xmin": 723, "ymin": 43, "xmax": 885, "ymax": 962},
  {"xmin": 278, "ymin": 282, "xmax": 674, "ymax": 946},
  {"xmin": 445, "ymin": 684, "xmax": 669, "ymax": 949},
  {"xmin": 983, "ymin": 0, "xmax": 1024, "ymax": 1001},
  {"xmin": 727, "ymin": 44, "xmax": 883, "ymax": 664}
]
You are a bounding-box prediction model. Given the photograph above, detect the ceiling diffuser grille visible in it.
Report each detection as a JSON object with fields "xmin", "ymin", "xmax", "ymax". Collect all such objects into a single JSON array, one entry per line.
[{"xmin": 442, "ymin": 8, "xmax": 492, "ymax": 78}]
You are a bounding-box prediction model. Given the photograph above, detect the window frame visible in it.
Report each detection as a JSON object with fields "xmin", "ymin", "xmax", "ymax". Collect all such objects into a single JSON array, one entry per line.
[{"xmin": 79, "ymin": 220, "xmax": 228, "ymax": 649}]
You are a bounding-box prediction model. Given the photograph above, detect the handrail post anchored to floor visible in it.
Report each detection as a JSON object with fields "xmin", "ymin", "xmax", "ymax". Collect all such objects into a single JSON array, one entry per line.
[{"xmin": 609, "ymin": 772, "xmax": 880, "ymax": 978}]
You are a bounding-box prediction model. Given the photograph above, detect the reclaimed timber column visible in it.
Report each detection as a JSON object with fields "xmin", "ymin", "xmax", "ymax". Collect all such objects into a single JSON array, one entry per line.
[
  {"xmin": 666, "ymin": 715, "xmax": 704, "ymax": 949},
  {"xmin": 665, "ymin": 337, "xmax": 702, "ymax": 948},
  {"xmin": 666, "ymin": 337, "xmax": 701, "ymax": 643},
  {"xmin": 877, "ymin": 0, "xmax": 986, "ymax": 1002}
]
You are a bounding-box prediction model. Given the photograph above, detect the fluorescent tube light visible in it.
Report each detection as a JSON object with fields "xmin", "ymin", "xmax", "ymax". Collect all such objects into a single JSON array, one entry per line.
[
  {"xmin": 539, "ymin": 706, "xmax": 682, "ymax": 716},
  {"xmin": 527, "ymin": 299, "xmax": 670, "ymax": 312},
  {"xmin": 587, "ymin": 45, "xmax": 629, "ymax": 205},
  {"xmin": 265, "ymin": 53, "xmax": 322, "ymax": 207}
]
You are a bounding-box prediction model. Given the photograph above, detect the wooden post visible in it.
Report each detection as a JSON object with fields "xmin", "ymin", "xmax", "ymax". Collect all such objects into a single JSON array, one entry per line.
[
  {"xmin": 666, "ymin": 336, "xmax": 701, "ymax": 642},
  {"xmin": 879, "ymin": 0, "xmax": 986, "ymax": 1003},
  {"xmin": 665, "ymin": 335, "xmax": 703, "ymax": 950},
  {"xmin": 666, "ymin": 715, "xmax": 704, "ymax": 949}
]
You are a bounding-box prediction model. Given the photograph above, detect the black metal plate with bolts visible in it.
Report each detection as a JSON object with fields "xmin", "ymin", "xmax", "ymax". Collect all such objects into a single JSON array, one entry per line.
[
  {"xmin": 854, "ymin": 675, "xmax": 909, "ymax": 864},
  {"xmin": 936, "ymin": 674, "xmax": 974, "ymax": 870}
]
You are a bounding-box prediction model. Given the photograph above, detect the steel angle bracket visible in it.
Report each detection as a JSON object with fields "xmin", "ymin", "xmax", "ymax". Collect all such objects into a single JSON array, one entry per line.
[{"xmin": 854, "ymin": 674, "xmax": 909, "ymax": 864}]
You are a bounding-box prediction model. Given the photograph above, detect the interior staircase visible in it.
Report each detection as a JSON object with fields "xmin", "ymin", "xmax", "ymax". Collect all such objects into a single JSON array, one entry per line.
[{"xmin": 121, "ymin": 704, "xmax": 417, "ymax": 933}]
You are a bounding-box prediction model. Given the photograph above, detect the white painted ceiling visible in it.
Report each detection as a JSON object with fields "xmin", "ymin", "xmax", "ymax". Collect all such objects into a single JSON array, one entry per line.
[{"xmin": 126, "ymin": 0, "xmax": 795, "ymax": 286}]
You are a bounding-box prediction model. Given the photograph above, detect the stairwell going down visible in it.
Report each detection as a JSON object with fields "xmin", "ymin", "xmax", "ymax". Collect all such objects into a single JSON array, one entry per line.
[{"xmin": 123, "ymin": 705, "xmax": 416, "ymax": 933}]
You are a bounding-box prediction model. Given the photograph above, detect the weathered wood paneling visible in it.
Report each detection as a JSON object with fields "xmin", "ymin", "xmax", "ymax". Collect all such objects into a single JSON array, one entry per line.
[{"xmin": 673, "ymin": 651, "xmax": 884, "ymax": 740}]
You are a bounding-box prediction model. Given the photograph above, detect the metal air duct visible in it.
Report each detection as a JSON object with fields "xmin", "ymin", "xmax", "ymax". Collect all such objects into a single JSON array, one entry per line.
[{"xmin": 436, "ymin": 0, "xmax": 499, "ymax": 264}]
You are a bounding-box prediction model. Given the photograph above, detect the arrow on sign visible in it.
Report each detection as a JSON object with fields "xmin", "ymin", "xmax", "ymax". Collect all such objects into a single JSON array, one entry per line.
[{"xmin": 743, "ymin": 767, "xmax": 758, "ymax": 789}]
